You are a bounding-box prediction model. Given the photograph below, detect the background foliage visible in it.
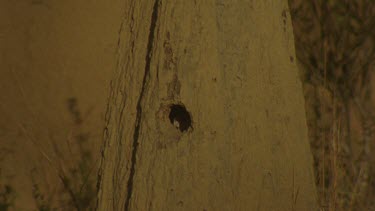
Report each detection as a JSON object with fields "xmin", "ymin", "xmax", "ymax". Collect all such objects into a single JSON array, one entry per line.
[{"xmin": 289, "ymin": 0, "xmax": 375, "ymax": 210}]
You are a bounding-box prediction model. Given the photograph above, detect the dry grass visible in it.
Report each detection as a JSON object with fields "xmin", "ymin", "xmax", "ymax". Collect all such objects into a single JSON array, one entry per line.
[
  {"xmin": 21, "ymin": 97, "xmax": 98, "ymax": 211},
  {"xmin": 289, "ymin": 0, "xmax": 375, "ymax": 210},
  {"xmin": 5, "ymin": 68, "xmax": 98, "ymax": 210},
  {"xmin": 0, "ymin": 150, "xmax": 15, "ymax": 211},
  {"xmin": 4, "ymin": 75, "xmax": 97, "ymax": 210}
]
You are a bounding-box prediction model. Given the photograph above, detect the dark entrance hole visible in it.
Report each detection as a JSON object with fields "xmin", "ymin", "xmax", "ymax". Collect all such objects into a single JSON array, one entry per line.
[{"xmin": 168, "ymin": 104, "xmax": 192, "ymax": 132}]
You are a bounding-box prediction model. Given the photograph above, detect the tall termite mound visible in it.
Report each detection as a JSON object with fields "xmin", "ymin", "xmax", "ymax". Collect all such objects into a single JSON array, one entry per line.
[{"xmin": 96, "ymin": 1, "xmax": 317, "ymax": 210}]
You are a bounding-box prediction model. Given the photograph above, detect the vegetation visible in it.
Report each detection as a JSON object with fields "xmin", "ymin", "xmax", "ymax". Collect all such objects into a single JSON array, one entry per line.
[
  {"xmin": 22, "ymin": 97, "xmax": 97, "ymax": 210},
  {"xmin": 289, "ymin": 0, "xmax": 375, "ymax": 210},
  {"xmin": 0, "ymin": 182, "xmax": 15, "ymax": 211},
  {"xmin": 0, "ymin": 152, "xmax": 15, "ymax": 211}
]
